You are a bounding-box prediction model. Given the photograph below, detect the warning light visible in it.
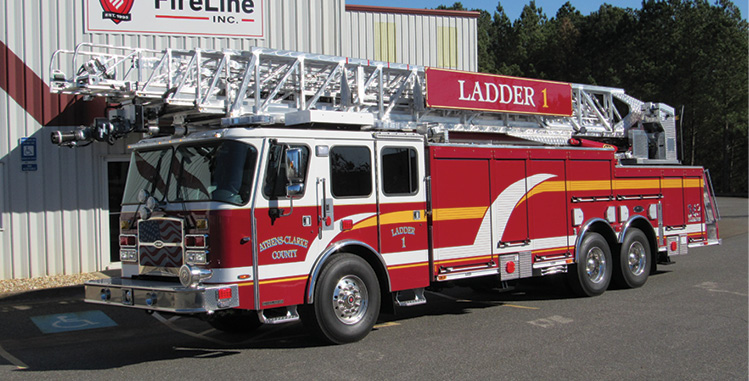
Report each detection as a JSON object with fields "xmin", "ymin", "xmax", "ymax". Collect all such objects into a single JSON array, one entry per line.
[
  {"xmin": 217, "ymin": 288, "xmax": 232, "ymax": 300},
  {"xmin": 670, "ymin": 241, "xmax": 678, "ymax": 251},
  {"xmin": 341, "ymin": 219, "xmax": 353, "ymax": 231},
  {"xmin": 506, "ymin": 261, "xmax": 516, "ymax": 274}
]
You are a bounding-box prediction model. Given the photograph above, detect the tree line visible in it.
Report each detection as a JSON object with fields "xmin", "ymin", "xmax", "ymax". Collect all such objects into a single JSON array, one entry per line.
[{"xmin": 439, "ymin": 0, "xmax": 747, "ymax": 195}]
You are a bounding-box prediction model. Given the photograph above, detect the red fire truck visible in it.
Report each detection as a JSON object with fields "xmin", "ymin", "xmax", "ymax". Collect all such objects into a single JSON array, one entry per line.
[{"xmin": 50, "ymin": 44, "xmax": 720, "ymax": 343}]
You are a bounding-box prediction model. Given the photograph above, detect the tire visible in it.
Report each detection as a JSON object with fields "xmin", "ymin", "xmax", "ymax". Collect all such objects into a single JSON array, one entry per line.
[
  {"xmin": 614, "ymin": 229, "xmax": 650, "ymax": 288},
  {"xmin": 569, "ymin": 232, "xmax": 613, "ymax": 297},
  {"xmin": 206, "ymin": 309, "xmax": 262, "ymax": 333},
  {"xmin": 300, "ymin": 253, "xmax": 381, "ymax": 344}
]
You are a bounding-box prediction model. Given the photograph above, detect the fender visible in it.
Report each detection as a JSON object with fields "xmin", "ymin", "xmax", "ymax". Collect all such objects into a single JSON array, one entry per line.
[
  {"xmin": 619, "ymin": 215, "xmax": 654, "ymax": 243},
  {"xmin": 306, "ymin": 239, "xmax": 391, "ymax": 304},
  {"xmin": 574, "ymin": 218, "xmax": 617, "ymax": 263}
]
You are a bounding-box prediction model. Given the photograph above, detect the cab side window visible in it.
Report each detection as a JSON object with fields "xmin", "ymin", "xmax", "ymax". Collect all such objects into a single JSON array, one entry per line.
[
  {"xmin": 381, "ymin": 147, "xmax": 418, "ymax": 195},
  {"xmin": 263, "ymin": 144, "xmax": 310, "ymax": 199},
  {"xmin": 330, "ymin": 146, "xmax": 372, "ymax": 197}
]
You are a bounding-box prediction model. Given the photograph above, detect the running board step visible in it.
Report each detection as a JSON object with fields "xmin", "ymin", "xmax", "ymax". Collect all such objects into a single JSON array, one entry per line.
[
  {"xmin": 258, "ymin": 306, "xmax": 299, "ymax": 324},
  {"xmin": 395, "ymin": 288, "xmax": 427, "ymax": 307}
]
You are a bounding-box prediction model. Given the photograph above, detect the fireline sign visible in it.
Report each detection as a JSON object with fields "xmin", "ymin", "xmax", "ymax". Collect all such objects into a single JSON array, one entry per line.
[
  {"xmin": 425, "ymin": 67, "xmax": 573, "ymax": 117},
  {"xmin": 87, "ymin": 0, "xmax": 265, "ymax": 38}
]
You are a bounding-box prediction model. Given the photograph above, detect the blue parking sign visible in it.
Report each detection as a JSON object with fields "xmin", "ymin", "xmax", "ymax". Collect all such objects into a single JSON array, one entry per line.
[{"xmin": 20, "ymin": 137, "xmax": 37, "ymax": 161}]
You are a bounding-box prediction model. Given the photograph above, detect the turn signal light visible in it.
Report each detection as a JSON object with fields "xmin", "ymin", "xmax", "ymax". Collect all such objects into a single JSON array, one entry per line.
[
  {"xmin": 119, "ymin": 234, "xmax": 136, "ymax": 247},
  {"xmin": 185, "ymin": 234, "xmax": 207, "ymax": 248}
]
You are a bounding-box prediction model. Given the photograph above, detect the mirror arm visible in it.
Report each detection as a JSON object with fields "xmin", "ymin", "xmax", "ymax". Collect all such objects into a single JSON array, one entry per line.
[{"xmin": 279, "ymin": 197, "xmax": 294, "ymax": 218}]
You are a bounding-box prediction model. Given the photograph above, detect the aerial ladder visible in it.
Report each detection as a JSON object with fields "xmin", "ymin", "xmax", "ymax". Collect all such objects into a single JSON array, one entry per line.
[{"xmin": 49, "ymin": 43, "xmax": 677, "ymax": 164}]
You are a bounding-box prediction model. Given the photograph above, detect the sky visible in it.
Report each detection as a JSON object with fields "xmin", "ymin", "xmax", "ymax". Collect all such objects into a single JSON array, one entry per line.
[{"xmin": 347, "ymin": 0, "xmax": 748, "ymax": 21}]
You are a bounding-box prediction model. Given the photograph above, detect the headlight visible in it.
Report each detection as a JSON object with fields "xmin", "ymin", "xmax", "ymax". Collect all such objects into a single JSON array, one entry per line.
[
  {"xmin": 186, "ymin": 251, "xmax": 208, "ymax": 265},
  {"xmin": 120, "ymin": 249, "xmax": 138, "ymax": 262}
]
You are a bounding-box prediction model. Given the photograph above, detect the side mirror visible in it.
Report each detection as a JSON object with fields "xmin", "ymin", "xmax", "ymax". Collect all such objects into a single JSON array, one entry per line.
[
  {"xmin": 285, "ymin": 148, "xmax": 304, "ymax": 183},
  {"xmin": 286, "ymin": 183, "xmax": 304, "ymax": 199}
]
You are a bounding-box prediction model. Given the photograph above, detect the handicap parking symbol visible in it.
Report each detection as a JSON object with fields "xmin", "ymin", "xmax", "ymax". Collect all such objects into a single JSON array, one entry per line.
[{"xmin": 31, "ymin": 311, "xmax": 117, "ymax": 334}]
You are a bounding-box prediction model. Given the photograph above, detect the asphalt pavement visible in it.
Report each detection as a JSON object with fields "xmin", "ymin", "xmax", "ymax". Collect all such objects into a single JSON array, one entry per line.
[{"xmin": 0, "ymin": 197, "xmax": 746, "ymax": 380}]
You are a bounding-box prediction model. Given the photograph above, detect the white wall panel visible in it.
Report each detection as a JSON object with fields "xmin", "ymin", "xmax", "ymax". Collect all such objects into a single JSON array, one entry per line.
[
  {"xmin": 344, "ymin": 6, "xmax": 478, "ymax": 71},
  {"xmin": 0, "ymin": 0, "xmax": 345, "ymax": 280}
]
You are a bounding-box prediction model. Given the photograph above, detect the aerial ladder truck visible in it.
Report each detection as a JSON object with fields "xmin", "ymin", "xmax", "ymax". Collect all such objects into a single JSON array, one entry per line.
[{"xmin": 48, "ymin": 43, "xmax": 720, "ymax": 343}]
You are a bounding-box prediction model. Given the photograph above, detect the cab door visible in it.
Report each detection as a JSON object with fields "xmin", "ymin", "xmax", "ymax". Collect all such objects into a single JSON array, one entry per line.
[{"xmin": 375, "ymin": 136, "xmax": 429, "ymax": 291}]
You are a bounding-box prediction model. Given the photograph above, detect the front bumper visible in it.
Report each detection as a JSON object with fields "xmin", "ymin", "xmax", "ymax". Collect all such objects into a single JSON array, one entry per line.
[{"xmin": 84, "ymin": 278, "xmax": 239, "ymax": 314}]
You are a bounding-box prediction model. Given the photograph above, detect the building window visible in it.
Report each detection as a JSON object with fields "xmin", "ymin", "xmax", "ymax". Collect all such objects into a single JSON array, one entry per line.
[
  {"xmin": 438, "ymin": 26, "xmax": 458, "ymax": 69},
  {"xmin": 381, "ymin": 147, "xmax": 418, "ymax": 195},
  {"xmin": 330, "ymin": 146, "xmax": 372, "ymax": 198},
  {"xmin": 375, "ymin": 22, "xmax": 396, "ymax": 62}
]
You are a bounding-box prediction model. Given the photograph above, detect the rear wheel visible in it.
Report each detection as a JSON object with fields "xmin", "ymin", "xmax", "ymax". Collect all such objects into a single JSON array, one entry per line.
[
  {"xmin": 569, "ymin": 232, "xmax": 612, "ymax": 296},
  {"xmin": 615, "ymin": 229, "xmax": 650, "ymax": 288},
  {"xmin": 300, "ymin": 253, "xmax": 380, "ymax": 344},
  {"xmin": 206, "ymin": 309, "xmax": 262, "ymax": 333}
]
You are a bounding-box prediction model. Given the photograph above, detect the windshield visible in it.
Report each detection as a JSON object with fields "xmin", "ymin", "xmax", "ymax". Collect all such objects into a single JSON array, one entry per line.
[{"xmin": 122, "ymin": 141, "xmax": 258, "ymax": 205}]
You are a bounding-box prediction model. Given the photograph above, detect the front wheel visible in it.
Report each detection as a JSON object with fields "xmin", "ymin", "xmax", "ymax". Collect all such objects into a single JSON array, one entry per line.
[
  {"xmin": 569, "ymin": 232, "xmax": 613, "ymax": 297},
  {"xmin": 300, "ymin": 253, "xmax": 381, "ymax": 344},
  {"xmin": 614, "ymin": 229, "xmax": 650, "ymax": 288}
]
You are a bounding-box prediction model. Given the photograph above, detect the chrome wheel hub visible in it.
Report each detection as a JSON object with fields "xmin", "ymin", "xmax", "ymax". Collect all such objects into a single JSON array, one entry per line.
[
  {"xmin": 627, "ymin": 241, "xmax": 647, "ymax": 276},
  {"xmin": 332, "ymin": 275, "xmax": 368, "ymax": 325},
  {"xmin": 586, "ymin": 247, "xmax": 606, "ymax": 284}
]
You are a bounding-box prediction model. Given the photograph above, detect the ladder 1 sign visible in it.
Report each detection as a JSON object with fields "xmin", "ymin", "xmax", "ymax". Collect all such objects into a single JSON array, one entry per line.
[{"xmin": 425, "ymin": 67, "xmax": 573, "ymax": 116}]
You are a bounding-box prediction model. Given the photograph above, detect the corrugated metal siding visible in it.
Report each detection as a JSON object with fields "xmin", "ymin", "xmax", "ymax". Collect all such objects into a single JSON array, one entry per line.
[
  {"xmin": 344, "ymin": 9, "xmax": 477, "ymax": 71},
  {"xmin": 0, "ymin": 0, "xmax": 344, "ymax": 280}
]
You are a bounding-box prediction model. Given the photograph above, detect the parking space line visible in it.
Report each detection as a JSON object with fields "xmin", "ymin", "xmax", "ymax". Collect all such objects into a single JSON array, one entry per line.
[
  {"xmin": 425, "ymin": 290, "xmax": 539, "ymax": 310},
  {"xmin": 373, "ymin": 322, "xmax": 400, "ymax": 329},
  {"xmin": 503, "ymin": 304, "xmax": 540, "ymax": 310},
  {"xmin": 151, "ymin": 312, "xmax": 229, "ymax": 345},
  {"xmin": 0, "ymin": 343, "xmax": 28, "ymax": 370}
]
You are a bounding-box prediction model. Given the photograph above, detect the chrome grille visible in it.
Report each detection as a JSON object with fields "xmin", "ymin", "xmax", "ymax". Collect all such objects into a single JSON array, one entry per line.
[{"xmin": 138, "ymin": 218, "xmax": 184, "ymax": 270}]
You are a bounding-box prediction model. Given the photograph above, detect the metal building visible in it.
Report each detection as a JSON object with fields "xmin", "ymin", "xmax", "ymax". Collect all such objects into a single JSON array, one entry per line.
[{"xmin": 0, "ymin": 1, "xmax": 478, "ymax": 280}]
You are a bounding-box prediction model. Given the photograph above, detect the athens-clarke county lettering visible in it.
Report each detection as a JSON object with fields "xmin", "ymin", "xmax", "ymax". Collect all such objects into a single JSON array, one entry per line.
[{"xmin": 258, "ymin": 236, "xmax": 309, "ymax": 252}]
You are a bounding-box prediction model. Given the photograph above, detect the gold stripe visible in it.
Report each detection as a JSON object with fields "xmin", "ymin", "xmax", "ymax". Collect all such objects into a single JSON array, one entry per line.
[
  {"xmin": 432, "ymin": 206, "xmax": 487, "ymax": 221},
  {"xmin": 661, "ymin": 178, "xmax": 682, "ymax": 188},
  {"xmin": 684, "ymin": 178, "xmax": 703, "ymax": 188},
  {"xmin": 532, "ymin": 246, "xmax": 573, "ymax": 254},
  {"xmin": 388, "ymin": 262, "xmax": 428, "ymax": 270},
  {"xmin": 259, "ymin": 275, "xmax": 308, "ymax": 285},
  {"xmin": 353, "ymin": 215, "xmax": 378, "ymax": 230},
  {"xmin": 352, "ymin": 210, "xmax": 427, "ymax": 231},
  {"xmin": 613, "ymin": 179, "xmax": 660, "ymax": 190},
  {"xmin": 435, "ymin": 255, "xmax": 493, "ymax": 265},
  {"xmin": 379, "ymin": 210, "xmax": 427, "ymax": 224},
  {"xmin": 566, "ymin": 180, "xmax": 611, "ymax": 191}
]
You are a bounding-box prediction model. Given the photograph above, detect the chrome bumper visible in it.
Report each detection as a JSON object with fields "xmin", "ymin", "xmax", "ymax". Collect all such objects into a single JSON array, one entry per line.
[{"xmin": 84, "ymin": 278, "xmax": 239, "ymax": 314}]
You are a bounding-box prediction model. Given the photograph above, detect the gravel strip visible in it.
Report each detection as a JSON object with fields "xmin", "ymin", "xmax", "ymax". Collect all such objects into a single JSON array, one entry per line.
[{"xmin": 0, "ymin": 272, "xmax": 105, "ymax": 294}]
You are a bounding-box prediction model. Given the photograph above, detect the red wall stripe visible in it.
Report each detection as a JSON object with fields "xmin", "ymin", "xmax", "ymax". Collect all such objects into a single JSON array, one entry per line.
[{"xmin": 0, "ymin": 40, "xmax": 104, "ymax": 127}]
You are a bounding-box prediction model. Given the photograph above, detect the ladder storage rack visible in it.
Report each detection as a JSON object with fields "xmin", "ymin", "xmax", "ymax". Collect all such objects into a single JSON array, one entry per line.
[{"xmin": 49, "ymin": 43, "xmax": 678, "ymax": 162}]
